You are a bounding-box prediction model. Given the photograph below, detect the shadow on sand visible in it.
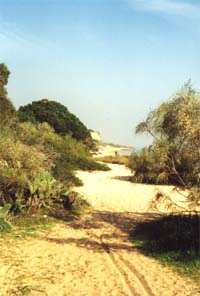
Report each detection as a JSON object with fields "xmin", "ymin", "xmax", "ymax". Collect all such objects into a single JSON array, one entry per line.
[
  {"xmin": 45, "ymin": 209, "xmax": 200, "ymax": 263},
  {"xmin": 44, "ymin": 210, "xmax": 162, "ymax": 253}
]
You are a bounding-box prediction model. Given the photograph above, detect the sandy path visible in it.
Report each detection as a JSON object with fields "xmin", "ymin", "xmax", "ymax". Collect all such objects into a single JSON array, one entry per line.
[
  {"xmin": 76, "ymin": 164, "xmax": 191, "ymax": 213},
  {"xmin": 0, "ymin": 164, "xmax": 199, "ymax": 295}
]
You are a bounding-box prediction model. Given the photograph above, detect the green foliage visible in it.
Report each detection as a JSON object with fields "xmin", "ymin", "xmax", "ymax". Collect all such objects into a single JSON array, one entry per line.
[
  {"xmin": 0, "ymin": 127, "xmax": 79, "ymax": 214},
  {"xmin": 129, "ymin": 82, "xmax": 200, "ymax": 200},
  {"xmin": 0, "ymin": 128, "xmax": 52, "ymax": 210},
  {"xmin": 0, "ymin": 63, "xmax": 10, "ymax": 95},
  {"xmin": 62, "ymin": 191, "xmax": 90, "ymax": 211},
  {"xmin": 0, "ymin": 97, "xmax": 16, "ymax": 126},
  {"xmin": 0, "ymin": 63, "xmax": 104, "ymax": 220},
  {"xmin": 17, "ymin": 121, "xmax": 108, "ymax": 184},
  {"xmin": 18, "ymin": 99, "xmax": 91, "ymax": 142},
  {"xmin": 0, "ymin": 63, "xmax": 16, "ymax": 126},
  {"xmin": 0, "ymin": 204, "xmax": 12, "ymax": 232},
  {"xmin": 27, "ymin": 171, "xmax": 68, "ymax": 212},
  {"xmin": 96, "ymin": 155, "xmax": 128, "ymax": 166},
  {"xmin": 0, "ymin": 125, "xmax": 79, "ymax": 213},
  {"xmin": 76, "ymin": 157, "xmax": 110, "ymax": 171},
  {"xmin": 128, "ymin": 148, "xmax": 163, "ymax": 184},
  {"xmin": 0, "ymin": 116, "xmax": 104, "ymax": 214}
]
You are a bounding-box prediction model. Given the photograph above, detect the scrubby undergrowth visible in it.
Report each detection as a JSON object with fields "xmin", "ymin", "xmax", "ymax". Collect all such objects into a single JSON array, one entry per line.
[
  {"xmin": 0, "ymin": 63, "xmax": 106, "ymax": 231},
  {"xmin": 129, "ymin": 82, "xmax": 200, "ymax": 206},
  {"xmin": 96, "ymin": 155, "xmax": 129, "ymax": 165}
]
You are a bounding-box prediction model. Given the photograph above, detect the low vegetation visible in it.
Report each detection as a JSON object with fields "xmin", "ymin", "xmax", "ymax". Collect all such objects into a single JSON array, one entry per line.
[
  {"xmin": 0, "ymin": 204, "xmax": 12, "ymax": 232},
  {"xmin": 129, "ymin": 81, "xmax": 200, "ymax": 205},
  {"xmin": 96, "ymin": 154, "xmax": 129, "ymax": 165},
  {"xmin": 129, "ymin": 81, "xmax": 200, "ymax": 276},
  {"xmin": 18, "ymin": 99, "xmax": 91, "ymax": 143},
  {"xmin": 0, "ymin": 63, "xmax": 107, "ymax": 232}
]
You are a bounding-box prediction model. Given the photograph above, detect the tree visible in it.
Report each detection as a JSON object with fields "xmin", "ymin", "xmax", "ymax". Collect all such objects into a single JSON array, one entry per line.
[
  {"xmin": 0, "ymin": 63, "xmax": 10, "ymax": 96},
  {"xmin": 18, "ymin": 99, "xmax": 91, "ymax": 142},
  {"xmin": 0, "ymin": 63, "xmax": 16, "ymax": 126},
  {"xmin": 130, "ymin": 81, "xmax": 200, "ymax": 204}
]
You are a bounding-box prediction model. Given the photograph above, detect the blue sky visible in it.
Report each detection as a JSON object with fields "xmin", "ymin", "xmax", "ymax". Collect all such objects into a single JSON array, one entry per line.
[{"xmin": 0, "ymin": 0, "xmax": 200, "ymax": 147}]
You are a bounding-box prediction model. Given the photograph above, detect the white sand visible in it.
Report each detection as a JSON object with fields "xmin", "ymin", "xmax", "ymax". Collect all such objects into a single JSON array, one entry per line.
[
  {"xmin": 76, "ymin": 163, "xmax": 191, "ymax": 213},
  {"xmin": 94, "ymin": 145, "xmax": 132, "ymax": 157},
  {"xmin": 0, "ymin": 163, "xmax": 199, "ymax": 296}
]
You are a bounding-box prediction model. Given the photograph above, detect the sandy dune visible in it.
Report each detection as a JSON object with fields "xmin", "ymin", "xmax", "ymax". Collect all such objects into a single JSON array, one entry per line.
[
  {"xmin": 76, "ymin": 163, "xmax": 192, "ymax": 213},
  {"xmin": 94, "ymin": 145, "xmax": 133, "ymax": 158},
  {"xmin": 0, "ymin": 164, "xmax": 199, "ymax": 295}
]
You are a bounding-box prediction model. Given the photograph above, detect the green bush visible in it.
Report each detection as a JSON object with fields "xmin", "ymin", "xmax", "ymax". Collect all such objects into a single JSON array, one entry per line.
[
  {"xmin": 0, "ymin": 63, "xmax": 107, "ymax": 218},
  {"xmin": 26, "ymin": 171, "xmax": 68, "ymax": 212},
  {"xmin": 76, "ymin": 157, "xmax": 110, "ymax": 171},
  {"xmin": 62, "ymin": 191, "xmax": 90, "ymax": 211},
  {"xmin": 0, "ymin": 97, "xmax": 16, "ymax": 127},
  {"xmin": 96, "ymin": 155, "xmax": 128, "ymax": 166},
  {"xmin": 0, "ymin": 120, "xmax": 107, "ymax": 213},
  {"xmin": 18, "ymin": 99, "xmax": 91, "ymax": 142},
  {"xmin": 128, "ymin": 145, "xmax": 171, "ymax": 185},
  {"xmin": 17, "ymin": 122, "xmax": 109, "ymax": 184},
  {"xmin": 0, "ymin": 204, "xmax": 12, "ymax": 232},
  {"xmin": 128, "ymin": 148, "xmax": 159, "ymax": 184},
  {"xmin": 0, "ymin": 129, "xmax": 72, "ymax": 213},
  {"xmin": 130, "ymin": 82, "xmax": 200, "ymax": 198},
  {"xmin": 0, "ymin": 63, "xmax": 16, "ymax": 127},
  {"xmin": 0, "ymin": 128, "xmax": 53, "ymax": 210}
]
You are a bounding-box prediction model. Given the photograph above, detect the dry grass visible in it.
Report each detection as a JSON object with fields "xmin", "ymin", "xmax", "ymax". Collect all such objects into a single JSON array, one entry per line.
[{"xmin": 95, "ymin": 155, "xmax": 129, "ymax": 165}]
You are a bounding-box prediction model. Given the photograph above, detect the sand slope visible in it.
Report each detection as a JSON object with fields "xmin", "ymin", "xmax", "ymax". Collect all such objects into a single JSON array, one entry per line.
[
  {"xmin": 76, "ymin": 164, "xmax": 191, "ymax": 213},
  {"xmin": 0, "ymin": 164, "xmax": 199, "ymax": 295}
]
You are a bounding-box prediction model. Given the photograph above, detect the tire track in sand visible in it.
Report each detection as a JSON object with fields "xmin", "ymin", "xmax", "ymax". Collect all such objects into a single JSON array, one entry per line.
[
  {"xmin": 83, "ymin": 227, "xmax": 137, "ymax": 296},
  {"xmin": 117, "ymin": 253, "xmax": 155, "ymax": 296},
  {"xmin": 100, "ymin": 235, "xmax": 138, "ymax": 296},
  {"xmin": 100, "ymin": 234, "xmax": 155, "ymax": 296}
]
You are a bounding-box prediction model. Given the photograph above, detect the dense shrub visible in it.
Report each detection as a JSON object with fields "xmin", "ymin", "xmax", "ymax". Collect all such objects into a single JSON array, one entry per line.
[
  {"xmin": 0, "ymin": 204, "xmax": 12, "ymax": 232},
  {"xmin": 0, "ymin": 97, "xmax": 16, "ymax": 127},
  {"xmin": 18, "ymin": 99, "xmax": 91, "ymax": 142},
  {"xmin": 0, "ymin": 120, "xmax": 106, "ymax": 213},
  {"xmin": 0, "ymin": 63, "xmax": 108, "ymax": 217},
  {"xmin": 17, "ymin": 122, "xmax": 109, "ymax": 184},
  {"xmin": 0, "ymin": 63, "xmax": 10, "ymax": 96},
  {"xmin": 128, "ymin": 148, "xmax": 164, "ymax": 184},
  {"xmin": 0, "ymin": 128, "xmax": 53, "ymax": 210},
  {"xmin": 0, "ymin": 63, "xmax": 16, "ymax": 126},
  {"xmin": 0, "ymin": 127, "xmax": 83, "ymax": 213},
  {"xmin": 129, "ymin": 82, "xmax": 200, "ymax": 203},
  {"xmin": 96, "ymin": 155, "xmax": 128, "ymax": 166},
  {"xmin": 76, "ymin": 157, "xmax": 110, "ymax": 171}
]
